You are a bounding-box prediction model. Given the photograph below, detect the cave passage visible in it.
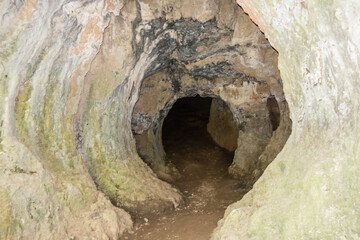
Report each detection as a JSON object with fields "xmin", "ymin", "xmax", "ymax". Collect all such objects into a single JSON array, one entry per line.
[
  {"xmin": 162, "ymin": 96, "xmax": 235, "ymax": 184},
  {"xmin": 162, "ymin": 95, "xmax": 213, "ymax": 149},
  {"xmin": 125, "ymin": 96, "xmax": 249, "ymax": 240}
]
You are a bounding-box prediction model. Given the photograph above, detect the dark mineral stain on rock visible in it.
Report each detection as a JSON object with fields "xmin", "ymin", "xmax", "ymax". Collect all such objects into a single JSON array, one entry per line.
[{"xmin": 129, "ymin": 15, "xmax": 236, "ymax": 79}]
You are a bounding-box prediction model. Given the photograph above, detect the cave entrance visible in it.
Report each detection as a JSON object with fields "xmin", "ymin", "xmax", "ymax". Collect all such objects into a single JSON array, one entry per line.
[
  {"xmin": 129, "ymin": 95, "xmax": 244, "ymax": 238},
  {"xmin": 127, "ymin": 0, "xmax": 292, "ymax": 236},
  {"xmin": 162, "ymin": 95, "xmax": 237, "ymax": 179},
  {"xmin": 162, "ymin": 95, "xmax": 213, "ymax": 149},
  {"xmin": 161, "ymin": 94, "xmax": 240, "ymax": 181}
]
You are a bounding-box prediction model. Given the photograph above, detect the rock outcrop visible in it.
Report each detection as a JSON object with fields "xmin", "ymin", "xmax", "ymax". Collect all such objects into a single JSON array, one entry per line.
[
  {"xmin": 0, "ymin": 0, "xmax": 290, "ymax": 238},
  {"xmin": 212, "ymin": 0, "xmax": 360, "ymax": 239},
  {"xmin": 2, "ymin": 0, "xmax": 357, "ymax": 239},
  {"xmin": 1, "ymin": 1, "xmax": 134, "ymax": 239}
]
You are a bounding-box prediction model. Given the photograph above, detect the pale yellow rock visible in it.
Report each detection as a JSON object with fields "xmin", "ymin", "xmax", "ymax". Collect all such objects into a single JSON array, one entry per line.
[{"xmin": 207, "ymin": 98, "xmax": 238, "ymax": 151}]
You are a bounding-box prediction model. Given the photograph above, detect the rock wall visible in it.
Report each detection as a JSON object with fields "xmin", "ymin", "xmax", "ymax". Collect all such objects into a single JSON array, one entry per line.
[
  {"xmin": 207, "ymin": 98, "xmax": 238, "ymax": 151},
  {"xmin": 130, "ymin": 1, "xmax": 290, "ymax": 181},
  {"xmin": 213, "ymin": 0, "xmax": 360, "ymax": 239},
  {"xmin": 0, "ymin": 0, "xmax": 330, "ymax": 239},
  {"xmin": 0, "ymin": 1, "xmax": 134, "ymax": 239}
]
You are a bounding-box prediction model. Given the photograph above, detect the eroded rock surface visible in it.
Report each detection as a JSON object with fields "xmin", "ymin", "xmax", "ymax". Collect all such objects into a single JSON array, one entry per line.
[
  {"xmin": 5, "ymin": 0, "xmax": 358, "ymax": 239},
  {"xmin": 130, "ymin": 2, "xmax": 291, "ymax": 181},
  {"xmin": 207, "ymin": 98, "xmax": 238, "ymax": 151},
  {"xmin": 0, "ymin": 1, "xmax": 134, "ymax": 239},
  {"xmin": 212, "ymin": 0, "xmax": 360, "ymax": 239}
]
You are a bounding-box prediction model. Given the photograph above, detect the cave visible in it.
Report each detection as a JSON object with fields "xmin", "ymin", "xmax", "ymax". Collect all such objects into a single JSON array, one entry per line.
[
  {"xmin": 161, "ymin": 96, "xmax": 218, "ymax": 158},
  {"xmin": 160, "ymin": 95, "xmax": 238, "ymax": 154},
  {"xmin": 128, "ymin": 95, "xmax": 242, "ymax": 239},
  {"xmin": 1, "ymin": 0, "xmax": 360, "ymax": 239}
]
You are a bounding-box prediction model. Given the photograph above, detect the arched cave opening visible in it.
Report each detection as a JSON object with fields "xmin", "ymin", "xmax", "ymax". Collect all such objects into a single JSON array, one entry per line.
[
  {"xmin": 127, "ymin": 1, "xmax": 293, "ymax": 236},
  {"xmin": 4, "ymin": 0, "xmax": 357, "ymax": 239},
  {"xmin": 161, "ymin": 95, "xmax": 237, "ymax": 181},
  {"xmin": 129, "ymin": 95, "xmax": 247, "ymax": 238}
]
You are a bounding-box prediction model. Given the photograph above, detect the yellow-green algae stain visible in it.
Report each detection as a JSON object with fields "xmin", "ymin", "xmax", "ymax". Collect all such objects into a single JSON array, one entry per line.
[
  {"xmin": 0, "ymin": 189, "xmax": 21, "ymax": 240},
  {"xmin": 0, "ymin": 71, "xmax": 7, "ymax": 151},
  {"xmin": 35, "ymin": 80, "xmax": 63, "ymax": 170},
  {"xmin": 80, "ymin": 97, "xmax": 150, "ymax": 211},
  {"xmin": 35, "ymin": 80, "xmax": 98, "ymax": 211},
  {"xmin": 15, "ymin": 42, "xmax": 54, "ymax": 146},
  {"xmin": 0, "ymin": 34, "xmax": 19, "ymax": 62},
  {"xmin": 15, "ymin": 81, "xmax": 33, "ymax": 146}
]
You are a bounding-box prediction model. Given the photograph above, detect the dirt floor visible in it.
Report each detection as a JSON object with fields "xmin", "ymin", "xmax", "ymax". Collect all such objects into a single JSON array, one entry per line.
[{"xmin": 124, "ymin": 97, "xmax": 251, "ymax": 240}]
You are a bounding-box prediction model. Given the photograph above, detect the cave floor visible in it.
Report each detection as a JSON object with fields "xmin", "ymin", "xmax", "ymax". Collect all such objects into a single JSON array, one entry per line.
[{"xmin": 124, "ymin": 122, "xmax": 250, "ymax": 240}]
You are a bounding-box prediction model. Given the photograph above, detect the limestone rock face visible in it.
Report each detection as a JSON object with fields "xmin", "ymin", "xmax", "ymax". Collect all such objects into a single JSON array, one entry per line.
[
  {"xmin": 212, "ymin": 0, "xmax": 360, "ymax": 239},
  {"xmin": 0, "ymin": 1, "xmax": 134, "ymax": 239},
  {"xmin": 130, "ymin": 2, "xmax": 291, "ymax": 181},
  {"xmin": 207, "ymin": 98, "xmax": 238, "ymax": 152},
  {"xmin": 5, "ymin": 0, "xmax": 349, "ymax": 238}
]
